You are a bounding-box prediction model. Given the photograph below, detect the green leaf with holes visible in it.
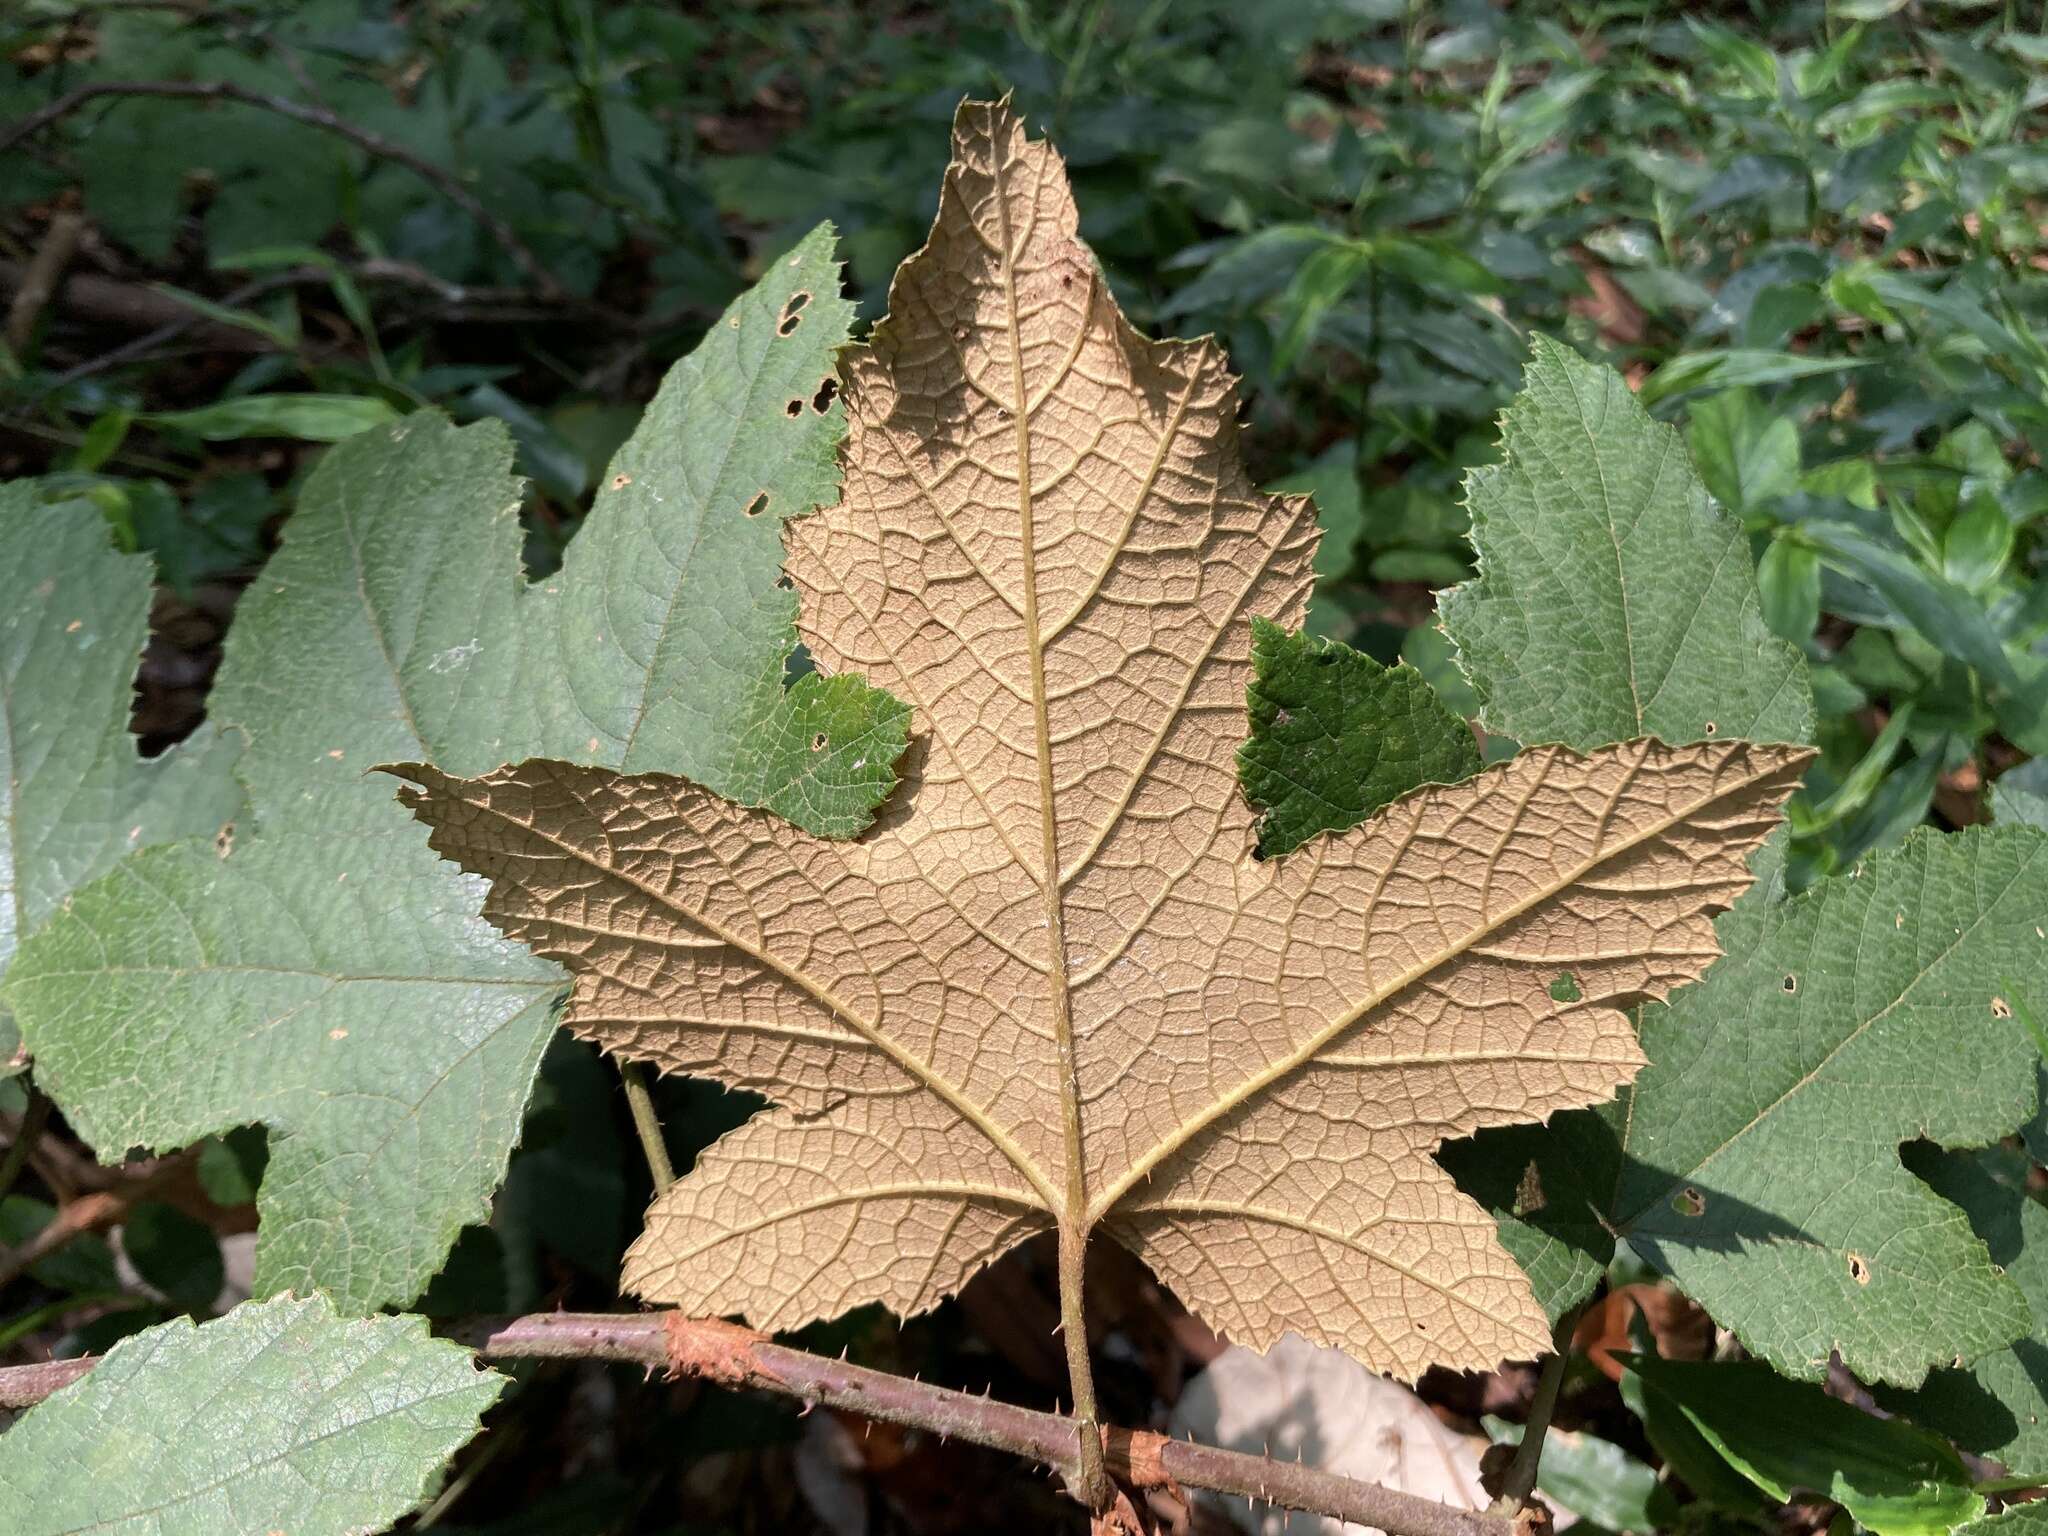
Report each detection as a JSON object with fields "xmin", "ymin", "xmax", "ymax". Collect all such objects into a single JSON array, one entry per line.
[
  {"xmin": 0, "ymin": 485, "xmax": 242, "ymax": 1074},
  {"xmin": 5, "ymin": 224, "xmax": 909, "ymax": 1312},
  {"xmin": 1447, "ymin": 825, "xmax": 2046, "ymax": 1384}
]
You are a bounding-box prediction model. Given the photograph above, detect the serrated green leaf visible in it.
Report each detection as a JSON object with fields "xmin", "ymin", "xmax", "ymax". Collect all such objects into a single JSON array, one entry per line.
[
  {"xmin": 0, "ymin": 1294, "xmax": 500, "ymax": 1536},
  {"xmin": 1619, "ymin": 1353, "xmax": 1983, "ymax": 1536},
  {"xmin": 1882, "ymin": 1147, "xmax": 2048, "ymax": 1480},
  {"xmin": 1439, "ymin": 336, "xmax": 1814, "ymax": 752},
  {"xmin": 1238, "ymin": 618, "xmax": 1479, "ymax": 858},
  {"xmin": 7, "ymin": 225, "xmax": 910, "ymax": 1311},
  {"xmin": 0, "ymin": 486, "xmax": 243, "ymax": 1071},
  {"xmin": 1453, "ymin": 827, "xmax": 2046, "ymax": 1385},
  {"xmin": 1992, "ymin": 761, "xmax": 2048, "ymax": 831}
]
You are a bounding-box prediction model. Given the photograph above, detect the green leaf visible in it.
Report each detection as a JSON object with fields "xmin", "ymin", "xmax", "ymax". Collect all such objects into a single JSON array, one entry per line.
[
  {"xmin": 1267, "ymin": 441, "xmax": 1365, "ymax": 636},
  {"xmin": 1803, "ymin": 521, "xmax": 2022, "ymax": 691},
  {"xmin": 1758, "ymin": 536, "xmax": 1822, "ymax": 643},
  {"xmin": 1882, "ymin": 1146, "xmax": 2048, "ymax": 1481},
  {"xmin": 1946, "ymin": 495, "xmax": 2016, "ymax": 592},
  {"xmin": 1618, "ymin": 1353, "xmax": 1983, "ymax": 1536},
  {"xmin": 1439, "ymin": 336, "xmax": 1813, "ymax": 751},
  {"xmin": 141, "ymin": 394, "xmax": 401, "ymax": 443},
  {"xmin": 1687, "ymin": 389, "xmax": 1801, "ymax": 512},
  {"xmin": 1452, "ymin": 826, "xmax": 2047, "ymax": 1384},
  {"xmin": 0, "ymin": 485, "xmax": 242, "ymax": 1071},
  {"xmin": 121, "ymin": 1202, "xmax": 225, "ymax": 1314},
  {"xmin": 1485, "ymin": 1416, "xmax": 1673, "ymax": 1534},
  {"xmin": 1238, "ymin": 619, "xmax": 1480, "ymax": 858},
  {"xmin": 1956, "ymin": 1504, "xmax": 2048, "ymax": 1536},
  {"xmin": 129, "ymin": 472, "xmax": 274, "ymax": 596},
  {"xmin": 1992, "ymin": 761, "xmax": 2048, "ymax": 830},
  {"xmin": 1636, "ymin": 349, "xmax": 1870, "ymax": 408},
  {"xmin": 7, "ymin": 225, "xmax": 909, "ymax": 1312},
  {"xmin": 0, "ymin": 1294, "xmax": 499, "ymax": 1536}
]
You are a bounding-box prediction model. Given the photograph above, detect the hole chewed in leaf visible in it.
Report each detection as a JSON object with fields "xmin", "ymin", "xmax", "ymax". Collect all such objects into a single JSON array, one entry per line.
[
  {"xmin": 1673, "ymin": 1187, "xmax": 1708, "ymax": 1218},
  {"xmin": 1848, "ymin": 1252, "xmax": 1871, "ymax": 1285},
  {"xmin": 778, "ymin": 290, "xmax": 811, "ymax": 335},
  {"xmin": 1549, "ymin": 972, "xmax": 1582, "ymax": 1004},
  {"xmin": 811, "ymin": 377, "xmax": 839, "ymax": 414},
  {"xmin": 744, "ymin": 492, "xmax": 769, "ymax": 519},
  {"xmin": 786, "ymin": 400, "xmax": 804, "ymax": 418}
]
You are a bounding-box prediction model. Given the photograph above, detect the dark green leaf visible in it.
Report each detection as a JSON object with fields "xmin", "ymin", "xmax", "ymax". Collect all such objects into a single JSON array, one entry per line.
[
  {"xmin": 1620, "ymin": 1353, "xmax": 1982, "ymax": 1536},
  {"xmin": 1238, "ymin": 619, "xmax": 1480, "ymax": 859}
]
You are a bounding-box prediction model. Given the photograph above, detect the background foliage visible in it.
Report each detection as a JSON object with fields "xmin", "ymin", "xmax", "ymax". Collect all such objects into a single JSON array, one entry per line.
[{"xmin": 2, "ymin": 2, "xmax": 2046, "ymax": 1533}]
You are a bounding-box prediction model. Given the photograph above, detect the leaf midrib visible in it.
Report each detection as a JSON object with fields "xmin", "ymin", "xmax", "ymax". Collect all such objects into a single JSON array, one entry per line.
[{"xmin": 990, "ymin": 140, "xmax": 1092, "ymax": 1231}]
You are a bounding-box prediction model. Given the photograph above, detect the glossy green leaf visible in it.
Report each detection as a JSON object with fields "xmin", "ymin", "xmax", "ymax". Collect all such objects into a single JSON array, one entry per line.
[
  {"xmin": 0, "ymin": 1294, "xmax": 499, "ymax": 1536},
  {"xmin": 1688, "ymin": 389, "xmax": 1801, "ymax": 512},
  {"xmin": 1238, "ymin": 619, "xmax": 1480, "ymax": 858},
  {"xmin": 1803, "ymin": 520, "xmax": 2021, "ymax": 690},
  {"xmin": 1439, "ymin": 336, "xmax": 1814, "ymax": 751},
  {"xmin": 120, "ymin": 1202, "xmax": 225, "ymax": 1314},
  {"xmin": 7, "ymin": 226, "xmax": 908, "ymax": 1312},
  {"xmin": 1946, "ymin": 496, "xmax": 2016, "ymax": 591},
  {"xmin": 1485, "ymin": 1416, "xmax": 1672, "ymax": 1534},
  {"xmin": 141, "ymin": 394, "xmax": 400, "ymax": 443},
  {"xmin": 1637, "ymin": 349, "xmax": 1871, "ymax": 408},
  {"xmin": 1619, "ymin": 1353, "xmax": 1983, "ymax": 1536},
  {"xmin": 1759, "ymin": 536, "xmax": 1822, "ymax": 642}
]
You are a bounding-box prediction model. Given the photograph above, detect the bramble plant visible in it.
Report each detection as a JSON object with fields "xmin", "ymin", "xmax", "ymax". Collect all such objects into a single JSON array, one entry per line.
[{"xmin": 3, "ymin": 9, "xmax": 2048, "ymax": 1531}]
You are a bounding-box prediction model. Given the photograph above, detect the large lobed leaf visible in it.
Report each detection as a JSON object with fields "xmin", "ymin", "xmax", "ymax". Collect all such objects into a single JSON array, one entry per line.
[
  {"xmin": 398, "ymin": 101, "xmax": 1806, "ymax": 1379},
  {"xmin": 5, "ymin": 225, "xmax": 908, "ymax": 1311},
  {"xmin": 0, "ymin": 1293, "xmax": 499, "ymax": 1536},
  {"xmin": 0, "ymin": 487, "xmax": 242, "ymax": 1068}
]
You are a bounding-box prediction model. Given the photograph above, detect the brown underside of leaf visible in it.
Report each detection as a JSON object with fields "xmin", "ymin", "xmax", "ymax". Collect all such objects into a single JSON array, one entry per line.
[{"xmin": 391, "ymin": 99, "xmax": 1811, "ymax": 1379}]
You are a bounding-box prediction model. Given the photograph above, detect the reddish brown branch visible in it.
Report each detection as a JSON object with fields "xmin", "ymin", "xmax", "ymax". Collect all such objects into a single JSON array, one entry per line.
[
  {"xmin": 0, "ymin": 1308, "xmax": 1515, "ymax": 1535},
  {"xmin": 0, "ymin": 80, "xmax": 565, "ymax": 298},
  {"xmin": 5, "ymin": 205, "xmax": 86, "ymax": 354},
  {"xmin": 0, "ymin": 1357, "xmax": 92, "ymax": 1410}
]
